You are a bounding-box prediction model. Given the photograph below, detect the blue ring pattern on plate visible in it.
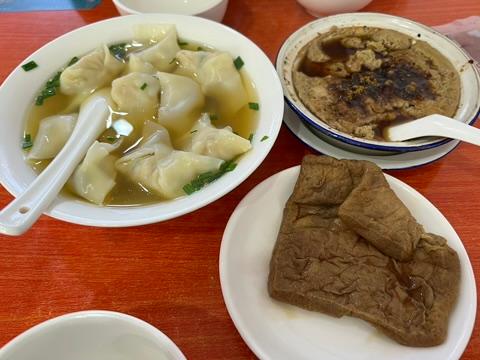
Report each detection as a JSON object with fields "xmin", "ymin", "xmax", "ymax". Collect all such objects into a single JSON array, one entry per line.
[
  {"xmin": 282, "ymin": 101, "xmax": 462, "ymax": 171},
  {"xmin": 285, "ymin": 97, "xmax": 480, "ymax": 153}
]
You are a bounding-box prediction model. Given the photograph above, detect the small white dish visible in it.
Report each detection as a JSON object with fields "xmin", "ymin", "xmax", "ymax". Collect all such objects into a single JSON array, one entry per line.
[
  {"xmin": 0, "ymin": 14, "xmax": 284, "ymax": 228},
  {"xmin": 112, "ymin": 0, "xmax": 229, "ymax": 23},
  {"xmin": 0, "ymin": 310, "xmax": 186, "ymax": 360},
  {"xmin": 283, "ymin": 102, "xmax": 461, "ymax": 170},
  {"xmin": 296, "ymin": 0, "xmax": 373, "ymax": 17},
  {"xmin": 220, "ymin": 166, "xmax": 476, "ymax": 360},
  {"xmin": 277, "ymin": 13, "xmax": 480, "ymax": 154}
]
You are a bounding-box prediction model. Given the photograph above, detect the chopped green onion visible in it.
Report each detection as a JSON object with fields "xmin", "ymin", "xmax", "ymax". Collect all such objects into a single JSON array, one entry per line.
[
  {"xmin": 261, "ymin": 135, "xmax": 269, "ymax": 142},
  {"xmin": 190, "ymin": 129, "xmax": 198, "ymax": 134},
  {"xmin": 248, "ymin": 133, "xmax": 254, "ymax": 142},
  {"xmin": 183, "ymin": 160, "xmax": 237, "ymax": 195},
  {"xmin": 106, "ymin": 136, "xmax": 117, "ymax": 143},
  {"xmin": 248, "ymin": 102, "xmax": 259, "ymax": 111},
  {"xmin": 67, "ymin": 56, "xmax": 79, "ymax": 66},
  {"xmin": 197, "ymin": 46, "xmax": 204, "ymax": 51},
  {"xmin": 108, "ymin": 43, "xmax": 128, "ymax": 60},
  {"xmin": 221, "ymin": 161, "xmax": 237, "ymax": 172},
  {"xmin": 209, "ymin": 113, "xmax": 218, "ymax": 122},
  {"xmin": 35, "ymin": 71, "xmax": 62, "ymax": 105},
  {"xmin": 169, "ymin": 57, "xmax": 177, "ymax": 64},
  {"xmin": 140, "ymin": 83, "xmax": 147, "ymax": 90},
  {"xmin": 21, "ymin": 61, "xmax": 38, "ymax": 72},
  {"xmin": 233, "ymin": 56, "xmax": 244, "ymax": 70},
  {"xmin": 178, "ymin": 41, "xmax": 188, "ymax": 46},
  {"xmin": 22, "ymin": 134, "xmax": 33, "ymax": 149}
]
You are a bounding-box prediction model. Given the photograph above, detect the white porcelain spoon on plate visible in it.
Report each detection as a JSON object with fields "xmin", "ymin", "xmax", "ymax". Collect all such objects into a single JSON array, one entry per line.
[
  {"xmin": 0, "ymin": 95, "xmax": 110, "ymax": 236},
  {"xmin": 384, "ymin": 114, "xmax": 480, "ymax": 145}
]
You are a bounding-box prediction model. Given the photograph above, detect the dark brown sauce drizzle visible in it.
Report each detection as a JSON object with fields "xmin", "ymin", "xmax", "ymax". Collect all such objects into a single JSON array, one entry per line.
[
  {"xmin": 298, "ymin": 37, "xmax": 437, "ymax": 139},
  {"xmin": 299, "ymin": 39, "xmax": 435, "ymax": 105},
  {"xmin": 299, "ymin": 38, "xmax": 357, "ymax": 77}
]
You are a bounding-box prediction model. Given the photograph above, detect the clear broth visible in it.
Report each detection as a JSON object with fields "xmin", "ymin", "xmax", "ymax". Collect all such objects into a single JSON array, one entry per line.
[{"xmin": 24, "ymin": 40, "xmax": 258, "ymax": 206}]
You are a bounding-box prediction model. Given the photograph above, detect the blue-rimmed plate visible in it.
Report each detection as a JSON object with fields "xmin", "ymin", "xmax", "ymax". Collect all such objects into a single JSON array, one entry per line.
[
  {"xmin": 277, "ymin": 13, "xmax": 480, "ymax": 155},
  {"xmin": 283, "ymin": 103, "xmax": 461, "ymax": 170}
]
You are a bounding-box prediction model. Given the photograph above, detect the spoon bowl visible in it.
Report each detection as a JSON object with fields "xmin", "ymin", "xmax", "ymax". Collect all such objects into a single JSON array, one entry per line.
[{"xmin": 0, "ymin": 95, "xmax": 110, "ymax": 236}]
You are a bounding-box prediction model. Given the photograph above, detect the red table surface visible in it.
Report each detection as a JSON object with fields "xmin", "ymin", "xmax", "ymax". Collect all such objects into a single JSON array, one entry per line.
[{"xmin": 0, "ymin": 0, "xmax": 479, "ymax": 358}]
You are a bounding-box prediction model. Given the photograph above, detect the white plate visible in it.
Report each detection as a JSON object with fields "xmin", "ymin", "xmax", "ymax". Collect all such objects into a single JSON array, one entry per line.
[
  {"xmin": 283, "ymin": 103, "xmax": 461, "ymax": 170},
  {"xmin": 220, "ymin": 166, "xmax": 476, "ymax": 360}
]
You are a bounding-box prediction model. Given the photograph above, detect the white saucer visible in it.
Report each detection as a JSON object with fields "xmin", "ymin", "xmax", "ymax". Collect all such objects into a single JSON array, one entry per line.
[
  {"xmin": 283, "ymin": 103, "xmax": 461, "ymax": 170},
  {"xmin": 220, "ymin": 166, "xmax": 476, "ymax": 360}
]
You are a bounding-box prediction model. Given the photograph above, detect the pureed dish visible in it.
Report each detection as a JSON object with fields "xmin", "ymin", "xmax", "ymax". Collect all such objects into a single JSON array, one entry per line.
[
  {"xmin": 292, "ymin": 26, "xmax": 460, "ymax": 140},
  {"xmin": 22, "ymin": 24, "xmax": 258, "ymax": 206}
]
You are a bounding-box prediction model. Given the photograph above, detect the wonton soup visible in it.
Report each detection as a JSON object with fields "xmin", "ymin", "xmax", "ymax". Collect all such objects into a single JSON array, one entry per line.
[{"xmin": 22, "ymin": 24, "xmax": 258, "ymax": 206}]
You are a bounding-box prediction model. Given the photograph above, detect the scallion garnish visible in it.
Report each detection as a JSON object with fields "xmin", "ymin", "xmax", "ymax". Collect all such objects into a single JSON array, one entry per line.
[
  {"xmin": 21, "ymin": 61, "xmax": 38, "ymax": 72},
  {"xmin": 248, "ymin": 102, "xmax": 259, "ymax": 111},
  {"xmin": 233, "ymin": 56, "xmax": 244, "ymax": 70},
  {"xmin": 108, "ymin": 43, "xmax": 128, "ymax": 60},
  {"xmin": 248, "ymin": 133, "xmax": 254, "ymax": 142},
  {"xmin": 140, "ymin": 83, "xmax": 147, "ymax": 90},
  {"xmin": 209, "ymin": 113, "xmax": 218, "ymax": 121},
  {"xmin": 261, "ymin": 135, "xmax": 269, "ymax": 142},
  {"xmin": 67, "ymin": 56, "xmax": 79, "ymax": 66},
  {"xmin": 106, "ymin": 136, "xmax": 117, "ymax": 143},
  {"xmin": 190, "ymin": 129, "xmax": 198, "ymax": 134},
  {"xmin": 183, "ymin": 160, "xmax": 237, "ymax": 195},
  {"xmin": 178, "ymin": 41, "xmax": 188, "ymax": 47},
  {"xmin": 22, "ymin": 134, "xmax": 33, "ymax": 149},
  {"xmin": 197, "ymin": 46, "xmax": 204, "ymax": 51},
  {"xmin": 35, "ymin": 71, "xmax": 61, "ymax": 105},
  {"xmin": 169, "ymin": 57, "xmax": 177, "ymax": 64}
]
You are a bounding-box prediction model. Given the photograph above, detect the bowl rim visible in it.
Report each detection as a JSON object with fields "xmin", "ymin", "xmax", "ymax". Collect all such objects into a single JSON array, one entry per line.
[
  {"xmin": 111, "ymin": 0, "xmax": 225, "ymax": 16},
  {"xmin": 276, "ymin": 12, "xmax": 480, "ymax": 152},
  {"xmin": 0, "ymin": 14, "xmax": 284, "ymax": 227},
  {"xmin": 0, "ymin": 310, "xmax": 186, "ymax": 360}
]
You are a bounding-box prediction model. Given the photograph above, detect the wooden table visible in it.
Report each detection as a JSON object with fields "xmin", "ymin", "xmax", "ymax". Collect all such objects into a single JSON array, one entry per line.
[{"xmin": 0, "ymin": 0, "xmax": 478, "ymax": 358}]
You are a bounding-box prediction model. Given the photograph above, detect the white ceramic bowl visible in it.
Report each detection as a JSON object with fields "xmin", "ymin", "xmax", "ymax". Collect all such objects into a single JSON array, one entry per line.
[
  {"xmin": 0, "ymin": 14, "xmax": 284, "ymax": 228},
  {"xmin": 296, "ymin": 0, "xmax": 373, "ymax": 17},
  {"xmin": 277, "ymin": 13, "xmax": 480, "ymax": 155},
  {"xmin": 112, "ymin": 0, "xmax": 229, "ymax": 23},
  {"xmin": 0, "ymin": 310, "xmax": 185, "ymax": 360}
]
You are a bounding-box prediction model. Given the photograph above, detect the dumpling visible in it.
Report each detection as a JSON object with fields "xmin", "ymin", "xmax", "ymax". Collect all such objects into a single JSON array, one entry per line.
[
  {"xmin": 119, "ymin": 121, "xmax": 172, "ymax": 161},
  {"xmin": 178, "ymin": 113, "xmax": 251, "ymax": 160},
  {"xmin": 141, "ymin": 120, "xmax": 172, "ymax": 147},
  {"xmin": 116, "ymin": 124, "xmax": 223, "ymax": 199},
  {"xmin": 60, "ymin": 45, "xmax": 124, "ymax": 96},
  {"xmin": 126, "ymin": 54, "xmax": 156, "ymax": 75},
  {"xmin": 133, "ymin": 24, "xmax": 180, "ymax": 72},
  {"xmin": 111, "ymin": 72, "xmax": 161, "ymax": 114},
  {"xmin": 28, "ymin": 113, "xmax": 78, "ymax": 160},
  {"xmin": 176, "ymin": 50, "xmax": 248, "ymax": 117},
  {"xmin": 68, "ymin": 141, "xmax": 120, "ymax": 205},
  {"xmin": 198, "ymin": 52, "xmax": 248, "ymax": 117},
  {"xmin": 175, "ymin": 50, "xmax": 210, "ymax": 80},
  {"xmin": 156, "ymin": 72, "xmax": 205, "ymax": 136}
]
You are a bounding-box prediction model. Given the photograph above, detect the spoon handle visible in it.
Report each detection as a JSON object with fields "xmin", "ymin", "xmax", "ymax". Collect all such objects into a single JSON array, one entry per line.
[
  {"xmin": 429, "ymin": 115, "xmax": 480, "ymax": 146},
  {"xmin": 386, "ymin": 114, "xmax": 480, "ymax": 145},
  {"xmin": 0, "ymin": 97, "xmax": 109, "ymax": 236}
]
